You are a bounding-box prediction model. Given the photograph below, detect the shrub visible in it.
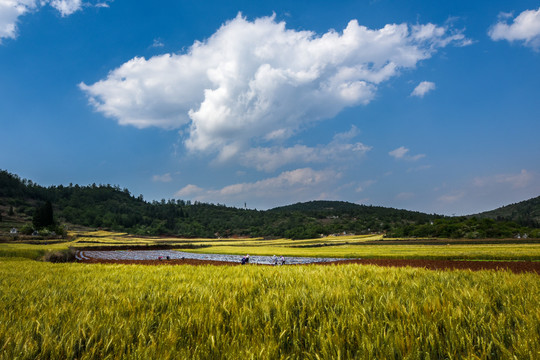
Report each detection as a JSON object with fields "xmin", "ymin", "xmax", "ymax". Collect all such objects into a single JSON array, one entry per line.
[{"xmin": 43, "ymin": 247, "xmax": 76, "ymax": 263}]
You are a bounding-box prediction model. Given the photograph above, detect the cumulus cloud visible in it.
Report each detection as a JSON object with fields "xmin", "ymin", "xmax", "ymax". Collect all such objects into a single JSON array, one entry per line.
[
  {"xmin": 411, "ymin": 81, "xmax": 436, "ymax": 97},
  {"xmin": 0, "ymin": 0, "xmax": 109, "ymax": 42},
  {"xmin": 49, "ymin": 0, "xmax": 82, "ymax": 16},
  {"xmin": 240, "ymin": 126, "xmax": 372, "ymax": 172},
  {"xmin": 174, "ymin": 167, "xmax": 338, "ymax": 207},
  {"xmin": 175, "ymin": 184, "xmax": 204, "ymax": 197},
  {"xmin": 0, "ymin": 0, "xmax": 37, "ymax": 42},
  {"xmin": 80, "ymin": 14, "xmax": 469, "ymax": 160},
  {"xmin": 389, "ymin": 146, "xmax": 425, "ymax": 161},
  {"xmin": 489, "ymin": 7, "xmax": 540, "ymax": 50}
]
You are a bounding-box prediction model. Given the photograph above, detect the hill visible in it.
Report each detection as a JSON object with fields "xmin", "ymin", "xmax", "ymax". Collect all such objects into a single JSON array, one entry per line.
[
  {"xmin": 271, "ymin": 200, "xmax": 435, "ymax": 221},
  {"xmin": 473, "ymin": 196, "xmax": 540, "ymax": 228},
  {"xmin": 1, "ymin": 169, "xmax": 539, "ymax": 239}
]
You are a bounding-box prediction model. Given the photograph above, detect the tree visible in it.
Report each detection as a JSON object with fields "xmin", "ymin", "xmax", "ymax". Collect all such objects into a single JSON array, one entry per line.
[
  {"xmin": 33, "ymin": 201, "xmax": 55, "ymax": 229},
  {"xmin": 8, "ymin": 206, "xmax": 14, "ymax": 216}
]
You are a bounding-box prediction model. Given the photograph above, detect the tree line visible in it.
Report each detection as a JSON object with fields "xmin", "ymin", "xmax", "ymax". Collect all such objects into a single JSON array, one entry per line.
[{"xmin": 1, "ymin": 170, "xmax": 539, "ymax": 239}]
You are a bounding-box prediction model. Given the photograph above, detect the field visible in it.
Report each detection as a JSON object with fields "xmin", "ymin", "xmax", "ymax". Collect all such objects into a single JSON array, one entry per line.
[
  {"xmin": 1, "ymin": 231, "xmax": 539, "ymax": 359},
  {"xmin": 1, "ymin": 258, "xmax": 539, "ymax": 359},
  {"xmin": 3, "ymin": 230, "xmax": 540, "ymax": 261}
]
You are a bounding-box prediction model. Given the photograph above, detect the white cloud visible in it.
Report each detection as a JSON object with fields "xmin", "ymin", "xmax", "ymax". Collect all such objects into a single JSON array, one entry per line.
[
  {"xmin": 474, "ymin": 169, "xmax": 533, "ymax": 189},
  {"xmin": 411, "ymin": 81, "xmax": 436, "ymax": 97},
  {"xmin": 240, "ymin": 126, "xmax": 372, "ymax": 172},
  {"xmin": 0, "ymin": 0, "xmax": 37, "ymax": 42},
  {"xmin": 152, "ymin": 173, "xmax": 172, "ymax": 183},
  {"xmin": 432, "ymin": 169, "xmax": 539, "ymax": 215},
  {"xmin": 438, "ymin": 192, "xmax": 465, "ymax": 204},
  {"xmin": 389, "ymin": 146, "xmax": 408, "ymax": 159},
  {"xmin": 175, "ymin": 184, "xmax": 204, "ymax": 197},
  {"xmin": 355, "ymin": 180, "xmax": 376, "ymax": 193},
  {"xmin": 81, "ymin": 14, "xmax": 469, "ymax": 160},
  {"xmin": 489, "ymin": 7, "xmax": 540, "ymax": 50},
  {"xmin": 151, "ymin": 38, "xmax": 164, "ymax": 48},
  {"xmin": 174, "ymin": 167, "xmax": 338, "ymax": 207},
  {"xmin": 389, "ymin": 146, "xmax": 425, "ymax": 161},
  {"xmin": 0, "ymin": 0, "xmax": 107, "ymax": 43},
  {"xmin": 49, "ymin": 0, "xmax": 82, "ymax": 16}
]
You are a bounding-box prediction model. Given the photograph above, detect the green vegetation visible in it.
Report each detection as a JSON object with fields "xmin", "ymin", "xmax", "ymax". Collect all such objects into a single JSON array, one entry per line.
[
  {"xmin": 2, "ymin": 170, "xmax": 539, "ymax": 239},
  {"xmin": 475, "ymin": 195, "xmax": 540, "ymax": 228},
  {"xmin": 386, "ymin": 216, "xmax": 540, "ymax": 239},
  {"xmin": 0, "ymin": 259, "xmax": 538, "ymax": 359}
]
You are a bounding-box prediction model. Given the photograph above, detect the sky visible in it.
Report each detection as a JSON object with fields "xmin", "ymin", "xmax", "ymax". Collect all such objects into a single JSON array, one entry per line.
[{"xmin": 1, "ymin": 0, "xmax": 539, "ymax": 215}]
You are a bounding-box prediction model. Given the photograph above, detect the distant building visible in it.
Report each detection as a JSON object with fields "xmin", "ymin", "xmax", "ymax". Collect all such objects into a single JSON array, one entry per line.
[{"xmin": 10, "ymin": 228, "xmax": 18, "ymax": 234}]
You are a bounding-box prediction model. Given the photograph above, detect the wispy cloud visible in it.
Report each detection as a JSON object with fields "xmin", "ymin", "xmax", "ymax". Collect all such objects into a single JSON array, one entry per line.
[
  {"xmin": 174, "ymin": 167, "xmax": 339, "ymax": 208},
  {"xmin": 438, "ymin": 191, "xmax": 465, "ymax": 204},
  {"xmin": 355, "ymin": 180, "xmax": 376, "ymax": 193},
  {"xmin": 151, "ymin": 38, "xmax": 164, "ymax": 48},
  {"xmin": 396, "ymin": 192, "xmax": 415, "ymax": 200},
  {"xmin": 489, "ymin": 7, "xmax": 540, "ymax": 51},
  {"xmin": 239, "ymin": 126, "xmax": 372, "ymax": 172},
  {"xmin": 474, "ymin": 169, "xmax": 533, "ymax": 189},
  {"xmin": 411, "ymin": 81, "xmax": 436, "ymax": 98},
  {"xmin": 0, "ymin": 0, "xmax": 110, "ymax": 43},
  {"xmin": 389, "ymin": 146, "xmax": 425, "ymax": 161},
  {"xmin": 152, "ymin": 173, "xmax": 172, "ymax": 183}
]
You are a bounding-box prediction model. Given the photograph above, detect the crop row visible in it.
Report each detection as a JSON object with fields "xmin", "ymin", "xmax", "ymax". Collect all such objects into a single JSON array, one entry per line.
[{"xmin": 1, "ymin": 259, "xmax": 539, "ymax": 359}]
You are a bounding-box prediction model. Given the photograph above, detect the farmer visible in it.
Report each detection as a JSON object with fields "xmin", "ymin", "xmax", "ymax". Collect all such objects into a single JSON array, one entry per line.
[
  {"xmin": 280, "ymin": 255, "xmax": 285, "ymax": 265},
  {"xmin": 272, "ymin": 255, "xmax": 278, "ymax": 265}
]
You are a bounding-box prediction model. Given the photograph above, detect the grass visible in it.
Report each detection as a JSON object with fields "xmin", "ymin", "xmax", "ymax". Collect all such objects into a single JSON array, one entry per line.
[{"xmin": 0, "ymin": 258, "xmax": 538, "ymax": 359}]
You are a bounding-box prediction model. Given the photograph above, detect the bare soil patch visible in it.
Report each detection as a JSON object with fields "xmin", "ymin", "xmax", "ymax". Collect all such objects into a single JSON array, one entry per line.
[{"xmin": 322, "ymin": 259, "xmax": 540, "ymax": 274}]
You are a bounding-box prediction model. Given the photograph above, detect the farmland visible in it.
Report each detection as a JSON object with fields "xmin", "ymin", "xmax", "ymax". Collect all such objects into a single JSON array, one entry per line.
[
  {"xmin": 4, "ymin": 230, "xmax": 540, "ymax": 261},
  {"xmin": 1, "ymin": 258, "xmax": 539, "ymax": 359},
  {"xmin": 1, "ymin": 230, "xmax": 539, "ymax": 359}
]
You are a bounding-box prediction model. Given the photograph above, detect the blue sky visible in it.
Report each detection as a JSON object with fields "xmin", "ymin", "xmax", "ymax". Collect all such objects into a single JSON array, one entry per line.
[{"xmin": 1, "ymin": 0, "xmax": 539, "ymax": 215}]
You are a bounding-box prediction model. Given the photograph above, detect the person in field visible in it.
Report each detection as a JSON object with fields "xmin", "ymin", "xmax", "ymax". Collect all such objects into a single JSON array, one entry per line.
[
  {"xmin": 272, "ymin": 255, "xmax": 277, "ymax": 265},
  {"xmin": 280, "ymin": 256, "xmax": 285, "ymax": 265}
]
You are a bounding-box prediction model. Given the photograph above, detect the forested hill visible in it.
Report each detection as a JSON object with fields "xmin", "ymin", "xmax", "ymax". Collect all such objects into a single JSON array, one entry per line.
[
  {"xmin": 270, "ymin": 200, "xmax": 434, "ymax": 222},
  {"xmin": 473, "ymin": 196, "xmax": 540, "ymax": 228},
  {"xmin": 1, "ymin": 170, "xmax": 539, "ymax": 239}
]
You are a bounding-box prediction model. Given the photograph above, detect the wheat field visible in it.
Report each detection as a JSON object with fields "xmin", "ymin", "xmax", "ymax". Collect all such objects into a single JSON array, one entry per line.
[{"xmin": 1, "ymin": 258, "xmax": 539, "ymax": 359}]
